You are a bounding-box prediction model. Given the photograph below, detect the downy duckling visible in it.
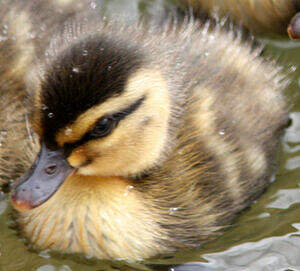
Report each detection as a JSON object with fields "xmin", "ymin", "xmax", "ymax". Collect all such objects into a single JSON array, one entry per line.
[
  {"xmin": 0, "ymin": 3, "xmax": 38, "ymax": 184},
  {"xmin": 288, "ymin": 12, "xmax": 300, "ymax": 39},
  {"xmin": 181, "ymin": 0, "xmax": 299, "ymax": 35},
  {"xmin": 0, "ymin": 0, "xmax": 87, "ymax": 185},
  {"xmin": 1, "ymin": 4, "xmax": 289, "ymax": 261}
]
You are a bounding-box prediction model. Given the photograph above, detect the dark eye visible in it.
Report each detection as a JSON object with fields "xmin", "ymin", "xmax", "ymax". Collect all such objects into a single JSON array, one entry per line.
[{"xmin": 90, "ymin": 117, "xmax": 115, "ymax": 138}]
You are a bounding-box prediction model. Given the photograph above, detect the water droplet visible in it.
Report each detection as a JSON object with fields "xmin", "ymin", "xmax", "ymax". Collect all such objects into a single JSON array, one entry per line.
[
  {"xmin": 107, "ymin": 65, "xmax": 112, "ymax": 71},
  {"xmin": 169, "ymin": 207, "xmax": 179, "ymax": 215},
  {"xmin": 48, "ymin": 112, "xmax": 54, "ymax": 118},
  {"xmin": 115, "ymin": 257, "xmax": 126, "ymax": 261},
  {"xmin": 75, "ymin": 148, "xmax": 83, "ymax": 153},
  {"xmin": 41, "ymin": 104, "xmax": 48, "ymax": 110},
  {"xmin": 90, "ymin": 1, "xmax": 97, "ymax": 9},
  {"xmin": 0, "ymin": 130, "xmax": 7, "ymax": 147},
  {"xmin": 219, "ymin": 130, "xmax": 225, "ymax": 135},
  {"xmin": 65, "ymin": 128, "xmax": 72, "ymax": 135},
  {"xmin": 40, "ymin": 24, "xmax": 46, "ymax": 31},
  {"xmin": 38, "ymin": 249, "xmax": 51, "ymax": 259},
  {"xmin": 258, "ymin": 212, "xmax": 270, "ymax": 218},
  {"xmin": 0, "ymin": 36, "xmax": 8, "ymax": 42},
  {"xmin": 82, "ymin": 49, "xmax": 88, "ymax": 56},
  {"xmin": 127, "ymin": 185, "xmax": 134, "ymax": 191},
  {"xmin": 123, "ymin": 185, "xmax": 134, "ymax": 196},
  {"xmin": 72, "ymin": 67, "xmax": 80, "ymax": 73}
]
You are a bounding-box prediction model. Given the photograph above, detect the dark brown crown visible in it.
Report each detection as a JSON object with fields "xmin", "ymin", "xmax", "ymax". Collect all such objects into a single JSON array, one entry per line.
[{"xmin": 39, "ymin": 35, "xmax": 144, "ymax": 149}]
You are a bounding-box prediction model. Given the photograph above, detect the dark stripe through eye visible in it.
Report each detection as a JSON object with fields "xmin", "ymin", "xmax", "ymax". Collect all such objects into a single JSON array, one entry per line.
[
  {"xmin": 110, "ymin": 95, "xmax": 145, "ymax": 122},
  {"xmin": 63, "ymin": 95, "xmax": 145, "ymax": 157}
]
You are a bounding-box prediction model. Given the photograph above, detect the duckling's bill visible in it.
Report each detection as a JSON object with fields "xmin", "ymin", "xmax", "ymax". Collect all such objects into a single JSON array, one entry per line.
[{"xmin": 11, "ymin": 143, "xmax": 73, "ymax": 212}]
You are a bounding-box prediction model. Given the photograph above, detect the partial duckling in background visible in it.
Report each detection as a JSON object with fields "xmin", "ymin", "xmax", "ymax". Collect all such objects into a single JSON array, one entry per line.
[
  {"xmin": 0, "ymin": 0, "xmax": 86, "ymax": 185},
  {"xmin": 0, "ymin": 1, "xmax": 289, "ymax": 261},
  {"xmin": 0, "ymin": 3, "xmax": 36, "ymax": 185},
  {"xmin": 181, "ymin": 0, "xmax": 299, "ymax": 35},
  {"xmin": 288, "ymin": 12, "xmax": 300, "ymax": 39}
]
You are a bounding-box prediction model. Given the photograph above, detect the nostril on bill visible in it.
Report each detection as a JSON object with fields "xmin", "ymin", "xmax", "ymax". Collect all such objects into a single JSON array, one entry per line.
[{"xmin": 45, "ymin": 165, "xmax": 57, "ymax": 175}]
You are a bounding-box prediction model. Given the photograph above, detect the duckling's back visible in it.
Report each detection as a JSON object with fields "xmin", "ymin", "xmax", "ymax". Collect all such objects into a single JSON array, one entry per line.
[{"xmin": 126, "ymin": 20, "xmax": 290, "ymax": 246}]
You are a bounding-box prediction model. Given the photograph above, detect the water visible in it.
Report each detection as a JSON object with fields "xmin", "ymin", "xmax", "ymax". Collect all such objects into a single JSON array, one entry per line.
[{"xmin": 0, "ymin": 1, "xmax": 299, "ymax": 270}]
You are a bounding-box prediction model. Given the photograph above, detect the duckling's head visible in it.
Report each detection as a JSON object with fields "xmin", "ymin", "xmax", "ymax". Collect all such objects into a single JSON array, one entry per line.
[{"xmin": 12, "ymin": 35, "xmax": 171, "ymax": 211}]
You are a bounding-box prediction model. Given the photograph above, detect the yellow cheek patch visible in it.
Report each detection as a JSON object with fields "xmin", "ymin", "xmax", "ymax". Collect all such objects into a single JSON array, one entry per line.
[
  {"xmin": 55, "ymin": 68, "xmax": 163, "ymax": 147},
  {"xmin": 71, "ymin": 69, "xmax": 170, "ymax": 177},
  {"xmin": 55, "ymin": 95, "xmax": 138, "ymax": 147},
  {"xmin": 56, "ymin": 121, "xmax": 94, "ymax": 147},
  {"xmin": 67, "ymin": 147, "xmax": 88, "ymax": 168}
]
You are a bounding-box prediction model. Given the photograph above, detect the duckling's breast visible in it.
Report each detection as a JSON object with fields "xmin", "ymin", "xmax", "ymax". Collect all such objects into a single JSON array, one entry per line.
[{"xmin": 18, "ymin": 173, "xmax": 169, "ymax": 260}]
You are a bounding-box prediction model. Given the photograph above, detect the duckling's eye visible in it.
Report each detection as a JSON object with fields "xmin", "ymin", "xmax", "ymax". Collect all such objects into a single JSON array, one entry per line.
[{"xmin": 90, "ymin": 117, "xmax": 115, "ymax": 138}]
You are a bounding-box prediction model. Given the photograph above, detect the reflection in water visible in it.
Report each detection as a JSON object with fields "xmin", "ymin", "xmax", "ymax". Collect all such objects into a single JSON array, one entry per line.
[
  {"xmin": 268, "ymin": 188, "xmax": 300, "ymax": 209},
  {"xmin": 193, "ymin": 224, "xmax": 300, "ymax": 271},
  {"xmin": 283, "ymin": 112, "xmax": 300, "ymax": 153},
  {"xmin": 286, "ymin": 156, "xmax": 300, "ymax": 170},
  {"xmin": 0, "ymin": 192, "xmax": 7, "ymax": 215}
]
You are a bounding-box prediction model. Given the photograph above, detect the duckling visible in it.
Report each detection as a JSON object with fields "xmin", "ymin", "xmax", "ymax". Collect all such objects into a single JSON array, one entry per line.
[
  {"xmin": 288, "ymin": 12, "xmax": 300, "ymax": 39},
  {"xmin": 0, "ymin": 2, "xmax": 289, "ymax": 261},
  {"xmin": 0, "ymin": 3, "xmax": 36, "ymax": 185},
  {"xmin": 181, "ymin": 0, "xmax": 299, "ymax": 35},
  {"xmin": 0, "ymin": 0, "xmax": 87, "ymax": 185}
]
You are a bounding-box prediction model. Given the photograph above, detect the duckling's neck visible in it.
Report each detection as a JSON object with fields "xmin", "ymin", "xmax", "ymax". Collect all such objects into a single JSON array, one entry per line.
[{"xmin": 19, "ymin": 174, "xmax": 167, "ymax": 260}]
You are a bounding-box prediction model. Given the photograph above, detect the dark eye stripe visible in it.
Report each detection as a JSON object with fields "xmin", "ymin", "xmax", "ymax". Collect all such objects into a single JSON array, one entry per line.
[
  {"xmin": 110, "ymin": 95, "xmax": 145, "ymax": 122},
  {"xmin": 63, "ymin": 95, "xmax": 146, "ymax": 157}
]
